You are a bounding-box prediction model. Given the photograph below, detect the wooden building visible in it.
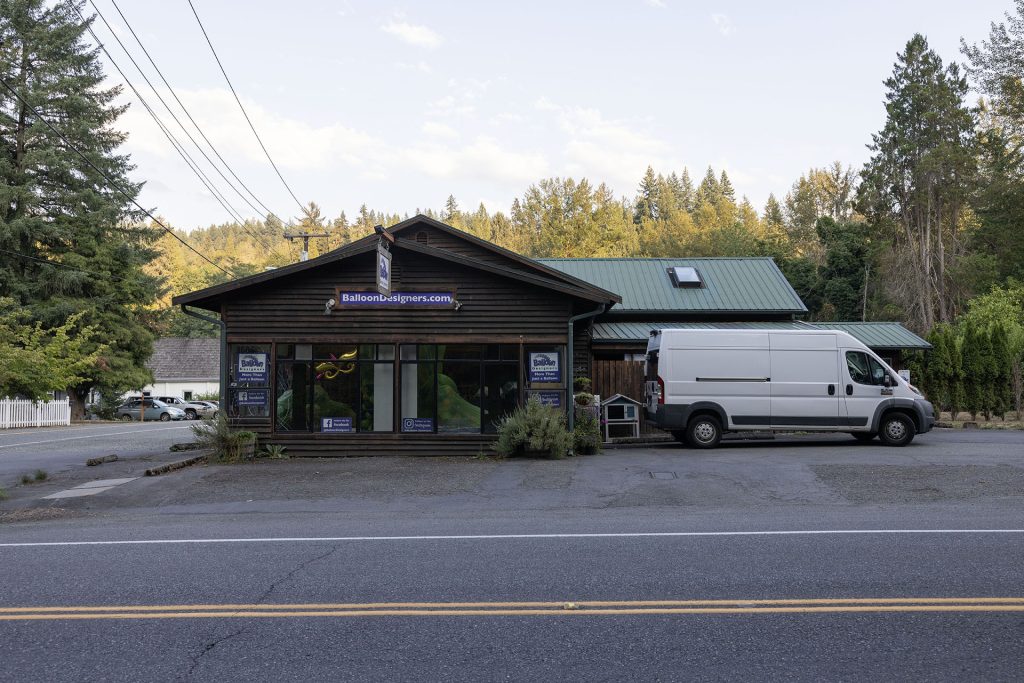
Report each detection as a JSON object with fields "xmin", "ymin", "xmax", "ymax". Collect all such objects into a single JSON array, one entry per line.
[
  {"xmin": 175, "ymin": 215, "xmax": 929, "ymax": 456},
  {"xmin": 173, "ymin": 215, "xmax": 619, "ymax": 457}
]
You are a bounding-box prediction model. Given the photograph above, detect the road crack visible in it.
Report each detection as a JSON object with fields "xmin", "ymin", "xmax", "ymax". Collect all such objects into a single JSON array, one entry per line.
[{"xmin": 182, "ymin": 543, "xmax": 341, "ymax": 680}]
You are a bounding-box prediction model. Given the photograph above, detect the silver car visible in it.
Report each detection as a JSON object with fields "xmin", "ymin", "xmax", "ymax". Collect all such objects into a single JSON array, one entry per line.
[{"xmin": 115, "ymin": 398, "xmax": 187, "ymax": 422}]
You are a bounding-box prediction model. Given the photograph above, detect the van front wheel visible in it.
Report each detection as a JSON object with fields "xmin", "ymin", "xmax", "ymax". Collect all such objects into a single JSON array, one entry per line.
[
  {"xmin": 878, "ymin": 413, "xmax": 915, "ymax": 447},
  {"xmin": 687, "ymin": 415, "xmax": 722, "ymax": 449}
]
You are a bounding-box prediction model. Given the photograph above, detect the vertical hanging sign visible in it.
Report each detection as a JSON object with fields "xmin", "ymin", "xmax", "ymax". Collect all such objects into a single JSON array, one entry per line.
[{"xmin": 377, "ymin": 244, "xmax": 392, "ymax": 297}]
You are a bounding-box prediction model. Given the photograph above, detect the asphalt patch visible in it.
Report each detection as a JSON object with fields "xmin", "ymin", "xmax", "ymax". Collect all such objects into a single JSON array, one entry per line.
[{"xmin": 811, "ymin": 464, "xmax": 1024, "ymax": 504}]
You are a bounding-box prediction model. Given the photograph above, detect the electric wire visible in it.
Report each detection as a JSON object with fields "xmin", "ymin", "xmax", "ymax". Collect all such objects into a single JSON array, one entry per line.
[
  {"xmin": 75, "ymin": 7, "xmax": 254, "ymax": 236},
  {"xmin": 79, "ymin": 1, "xmax": 275, "ymax": 251},
  {"xmin": 0, "ymin": 74, "xmax": 233, "ymax": 276},
  {"xmin": 0, "ymin": 247, "xmax": 136, "ymax": 283},
  {"xmin": 107, "ymin": 0, "xmax": 288, "ymax": 225},
  {"xmin": 187, "ymin": 0, "xmax": 307, "ymax": 212}
]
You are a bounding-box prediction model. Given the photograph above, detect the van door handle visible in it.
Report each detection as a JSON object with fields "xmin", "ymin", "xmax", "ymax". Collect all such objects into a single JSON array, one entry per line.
[
  {"xmin": 827, "ymin": 384, "xmax": 835, "ymax": 396},
  {"xmin": 846, "ymin": 384, "xmax": 853, "ymax": 395}
]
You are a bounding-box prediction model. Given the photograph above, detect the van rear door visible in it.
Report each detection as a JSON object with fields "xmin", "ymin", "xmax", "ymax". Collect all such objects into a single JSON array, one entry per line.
[{"xmin": 769, "ymin": 333, "xmax": 841, "ymax": 429}]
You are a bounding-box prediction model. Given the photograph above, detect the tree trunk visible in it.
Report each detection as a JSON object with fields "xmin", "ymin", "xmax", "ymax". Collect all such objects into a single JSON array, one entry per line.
[{"xmin": 68, "ymin": 388, "xmax": 89, "ymax": 422}]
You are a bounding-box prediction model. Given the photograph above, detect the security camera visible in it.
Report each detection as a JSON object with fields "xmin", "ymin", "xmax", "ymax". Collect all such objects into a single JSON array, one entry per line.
[
  {"xmin": 453, "ymin": 300, "xmax": 463, "ymax": 311},
  {"xmin": 324, "ymin": 297, "xmax": 337, "ymax": 315}
]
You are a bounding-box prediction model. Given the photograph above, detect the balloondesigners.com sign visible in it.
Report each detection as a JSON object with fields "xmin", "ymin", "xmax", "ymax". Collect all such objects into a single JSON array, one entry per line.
[
  {"xmin": 528, "ymin": 351, "xmax": 561, "ymax": 383},
  {"xmin": 237, "ymin": 353, "xmax": 269, "ymax": 383},
  {"xmin": 334, "ymin": 290, "xmax": 456, "ymax": 309}
]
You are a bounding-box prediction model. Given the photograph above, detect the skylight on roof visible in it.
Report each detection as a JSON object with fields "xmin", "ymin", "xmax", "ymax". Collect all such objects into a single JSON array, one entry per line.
[{"xmin": 668, "ymin": 266, "xmax": 702, "ymax": 288}]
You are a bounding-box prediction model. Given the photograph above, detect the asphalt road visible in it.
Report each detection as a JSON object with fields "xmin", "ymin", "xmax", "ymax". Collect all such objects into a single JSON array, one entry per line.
[
  {"xmin": 1, "ymin": 428, "xmax": 1023, "ymax": 680},
  {"xmin": 0, "ymin": 421, "xmax": 194, "ymax": 487}
]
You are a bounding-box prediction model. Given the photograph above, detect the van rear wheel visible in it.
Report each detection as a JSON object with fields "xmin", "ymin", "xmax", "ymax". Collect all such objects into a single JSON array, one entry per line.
[
  {"xmin": 878, "ymin": 413, "xmax": 914, "ymax": 447},
  {"xmin": 686, "ymin": 415, "xmax": 722, "ymax": 449}
]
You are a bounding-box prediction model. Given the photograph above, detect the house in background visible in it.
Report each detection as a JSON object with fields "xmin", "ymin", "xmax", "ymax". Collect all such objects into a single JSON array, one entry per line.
[
  {"xmin": 538, "ymin": 257, "xmax": 931, "ymax": 402},
  {"xmin": 144, "ymin": 337, "xmax": 220, "ymax": 400}
]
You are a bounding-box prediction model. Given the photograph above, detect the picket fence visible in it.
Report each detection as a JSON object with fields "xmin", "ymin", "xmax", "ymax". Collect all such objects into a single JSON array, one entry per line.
[{"xmin": 0, "ymin": 398, "xmax": 72, "ymax": 429}]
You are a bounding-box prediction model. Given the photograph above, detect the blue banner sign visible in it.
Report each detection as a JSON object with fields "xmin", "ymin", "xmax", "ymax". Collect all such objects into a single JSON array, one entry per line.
[
  {"xmin": 237, "ymin": 353, "xmax": 269, "ymax": 384},
  {"xmin": 236, "ymin": 389, "xmax": 267, "ymax": 406},
  {"xmin": 336, "ymin": 291, "xmax": 455, "ymax": 308},
  {"xmin": 531, "ymin": 391, "xmax": 562, "ymax": 408},
  {"xmin": 321, "ymin": 417, "xmax": 353, "ymax": 433},
  {"xmin": 401, "ymin": 417, "xmax": 434, "ymax": 433},
  {"xmin": 528, "ymin": 351, "xmax": 561, "ymax": 383}
]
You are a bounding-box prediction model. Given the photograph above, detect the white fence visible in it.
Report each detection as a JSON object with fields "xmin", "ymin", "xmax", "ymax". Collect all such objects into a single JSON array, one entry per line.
[{"xmin": 0, "ymin": 398, "xmax": 72, "ymax": 429}]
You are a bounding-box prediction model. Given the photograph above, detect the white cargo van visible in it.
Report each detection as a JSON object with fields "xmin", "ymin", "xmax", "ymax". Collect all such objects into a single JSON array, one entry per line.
[{"xmin": 644, "ymin": 328, "xmax": 934, "ymax": 448}]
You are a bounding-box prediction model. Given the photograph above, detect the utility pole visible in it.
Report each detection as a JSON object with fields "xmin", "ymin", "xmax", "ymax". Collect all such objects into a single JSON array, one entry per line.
[{"xmin": 283, "ymin": 230, "xmax": 330, "ymax": 262}]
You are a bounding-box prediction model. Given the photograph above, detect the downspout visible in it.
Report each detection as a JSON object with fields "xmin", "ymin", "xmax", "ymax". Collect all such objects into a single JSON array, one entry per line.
[
  {"xmin": 181, "ymin": 305, "xmax": 227, "ymax": 408},
  {"xmin": 567, "ymin": 303, "xmax": 607, "ymax": 432}
]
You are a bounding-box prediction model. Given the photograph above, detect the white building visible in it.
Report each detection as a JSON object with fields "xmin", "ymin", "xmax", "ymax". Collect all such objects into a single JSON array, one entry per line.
[{"xmin": 144, "ymin": 337, "xmax": 219, "ymax": 400}]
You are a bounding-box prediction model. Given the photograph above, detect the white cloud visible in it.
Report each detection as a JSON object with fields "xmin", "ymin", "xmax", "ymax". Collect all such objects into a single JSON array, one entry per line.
[
  {"xmin": 381, "ymin": 19, "xmax": 442, "ymax": 48},
  {"xmin": 711, "ymin": 13, "xmax": 734, "ymax": 37},
  {"xmin": 646, "ymin": 0, "xmax": 667, "ymax": 7},
  {"xmin": 403, "ymin": 137, "xmax": 548, "ymax": 185},
  {"xmin": 395, "ymin": 60, "xmax": 432, "ymax": 74},
  {"xmin": 421, "ymin": 121, "xmax": 459, "ymax": 139},
  {"xmin": 534, "ymin": 99, "xmax": 678, "ymax": 191}
]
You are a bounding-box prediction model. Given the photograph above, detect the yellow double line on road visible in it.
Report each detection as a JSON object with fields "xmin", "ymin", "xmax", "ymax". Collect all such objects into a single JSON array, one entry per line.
[{"xmin": 3, "ymin": 598, "xmax": 1024, "ymax": 620}]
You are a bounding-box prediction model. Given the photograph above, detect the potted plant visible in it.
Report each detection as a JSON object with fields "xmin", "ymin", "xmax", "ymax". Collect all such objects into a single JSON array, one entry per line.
[
  {"xmin": 495, "ymin": 396, "xmax": 573, "ymax": 459},
  {"xmin": 573, "ymin": 377, "xmax": 592, "ymax": 393},
  {"xmin": 574, "ymin": 391, "xmax": 594, "ymax": 406},
  {"xmin": 573, "ymin": 409, "xmax": 602, "ymax": 455}
]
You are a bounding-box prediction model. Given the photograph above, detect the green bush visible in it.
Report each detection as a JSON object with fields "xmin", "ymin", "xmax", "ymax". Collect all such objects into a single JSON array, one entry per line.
[
  {"xmin": 573, "ymin": 409, "xmax": 602, "ymax": 454},
  {"xmin": 0, "ymin": 486, "xmax": 7, "ymax": 501},
  {"xmin": 573, "ymin": 377, "xmax": 592, "ymax": 393},
  {"xmin": 494, "ymin": 396, "xmax": 573, "ymax": 459},
  {"xmin": 260, "ymin": 443, "xmax": 288, "ymax": 459},
  {"xmin": 191, "ymin": 414, "xmax": 257, "ymax": 462},
  {"xmin": 573, "ymin": 392, "xmax": 594, "ymax": 406}
]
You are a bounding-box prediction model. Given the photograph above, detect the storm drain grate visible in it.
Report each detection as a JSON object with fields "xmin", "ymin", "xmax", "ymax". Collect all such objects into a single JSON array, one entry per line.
[{"xmin": 649, "ymin": 471, "xmax": 678, "ymax": 480}]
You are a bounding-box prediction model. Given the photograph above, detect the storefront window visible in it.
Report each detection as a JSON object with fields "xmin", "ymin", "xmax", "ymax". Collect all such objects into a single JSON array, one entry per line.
[
  {"xmin": 399, "ymin": 344, "xmax": 522, "ymax": 435},
  {"xmin": 401, "ymin": 347, "xmax": 436, "ymax": 432},
  {"xmin": 275, "ymin": 360, "xmax": 310, "ymax": 431},
  {"xmin": 228, "ymin": 343, "xmax": 270, "ymax": 418},
  {"xmin": 359, "ymin": 345, "xmax": 394, "ymax": 432}
]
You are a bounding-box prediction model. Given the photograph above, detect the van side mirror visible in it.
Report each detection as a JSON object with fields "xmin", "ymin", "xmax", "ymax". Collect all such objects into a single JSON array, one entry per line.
[{"xmin": 883, "ymin": 374, "xmax": 892, "ymax": 387}]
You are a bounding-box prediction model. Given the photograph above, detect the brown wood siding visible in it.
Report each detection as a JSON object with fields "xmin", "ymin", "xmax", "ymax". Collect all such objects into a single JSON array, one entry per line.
[
  {"xmin": 258, "ymin": 433, "xmax": 495, "ymax": 458},
  {"xmin": 222, "ymin": 250, "xmax": 573, "ymax": 340},
  {"xmin": 592, "ymin": 359, "xmax": 645, "ymax": 403}
]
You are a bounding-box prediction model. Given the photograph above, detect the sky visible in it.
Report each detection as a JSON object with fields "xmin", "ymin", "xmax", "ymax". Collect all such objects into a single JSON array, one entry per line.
[{"xmin": 86, "ymin": 0, "xmax": 1011, "ymax": 231}]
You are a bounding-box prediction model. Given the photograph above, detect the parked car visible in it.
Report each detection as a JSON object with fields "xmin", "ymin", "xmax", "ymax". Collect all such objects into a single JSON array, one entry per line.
[
  {"xmin": 185, "ymin": 400, "xmax": 218, "ymax": 420},
  {"xmin": 115, "ymin": 398, "xmax": 187, "ymax": 422},
  {"xmin": 644, "ymin": 328, "xmax": 934, "ymax": 448}
]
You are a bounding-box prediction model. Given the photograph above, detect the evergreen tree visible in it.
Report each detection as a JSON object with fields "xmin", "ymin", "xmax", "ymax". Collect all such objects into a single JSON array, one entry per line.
[
  {"xmin": 990, "ymin": 323, "xmax": 1013, "ymax": 419},
  {"xmin": 633, "ymin": 166, "xmax": 660, "ymax": 223},
  {"xmin": 695, "ymin": 167, "xmax": 720, "ymax": 207},
  {"xmin": 859, "ymin": 33, "xmax": 977, "ymax": 331},
  {"xmin": 948, "ymin": 326, "xmax": 967, "ymax": 419},
  {"xmin": 763, "ymin": 194, "xmax": 785, "ymax": 228},
  {"xmin": 719, "ymin": 170, "xmax": 736, "ymax": 202},
  {"xmin": 961, "ymin": 324, "xmax": 984, "ymax": 418},
  {"xmin": 443, "ymin": 194, "xmax": 459, "ymax": 223},
  {"xmin": 0, "ymin": 0, "xmax": 162, "ymax": 416}
]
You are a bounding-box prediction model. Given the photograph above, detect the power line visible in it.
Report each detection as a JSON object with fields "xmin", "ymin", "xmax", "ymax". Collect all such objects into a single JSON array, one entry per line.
[
  {"xmin": 0, "ymin": 74, "xmax": 233, "ymax": 277},
  {"xmin": 79, "ymin": 1, "xmax": 275, "ymax": 250},
  {"xmin": 187, "ymin": 0, "xmax": 307, "ymax": 212},
  {"xmin": 0, "ymin": 247, "xmax": 136, "ymax": 283},
  {"xmin": 107, "ymin": 0, "xmax": 287, "ymax": 225}
]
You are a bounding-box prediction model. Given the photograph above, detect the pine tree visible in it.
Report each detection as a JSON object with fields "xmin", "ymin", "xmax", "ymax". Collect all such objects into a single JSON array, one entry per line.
[
  {"xmin": 763, "ymin": 194, "xmax": 785, "ymax": 228},
  {"xmin": 443, "ymin": 194, "xmax": 459, "ymax": 223},
  {"xmin": 0, "ymin": 0, "xmax": 162, "ymax": 417},
  {"xmin": 961, "ymin": 324, "xmax": 983, "ymax": 419},
  {"xmin": 633, "ymin": 166, "xmax": 660, "ymax": 224},
  {"xmin": 695, "ymin": 167, "xmax": 720, "ymax": 207},
  {"xmin": 719, "ymin": 170, "xmax": 736, "ymax": 202},
  {"xmin": 948, "ymin": 326, "xmax": 966, "ymax": 419}
]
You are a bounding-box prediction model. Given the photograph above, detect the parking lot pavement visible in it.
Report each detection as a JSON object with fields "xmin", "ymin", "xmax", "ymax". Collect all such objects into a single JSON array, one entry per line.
[
  {"xmin": 0, "ymin": 421, "xmax": 195, "ymax": 489},
  {"xmin": 4, "ymin": 427, "xmax": 1023, "ymax": 537}
]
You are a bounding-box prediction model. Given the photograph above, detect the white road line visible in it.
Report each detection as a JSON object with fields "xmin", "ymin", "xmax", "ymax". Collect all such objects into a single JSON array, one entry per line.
[
  {"xmin": 0, "ymin": 425, "xmax": 191, "ymax": 450},
  {"xmin": 1, "ymin": 529, "xmax": 1023, "ymax": 548}
]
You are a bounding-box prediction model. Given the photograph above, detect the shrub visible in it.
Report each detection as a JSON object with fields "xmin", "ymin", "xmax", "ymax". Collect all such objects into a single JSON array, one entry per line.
[
  {"xmin": 573, "ymin": 392, "xmax": 594, "ymax": 406},
  {"xmin": 33, "ymin": 469, "xmax": 47, "ymax": 482},
  {"xmin": 573, "ymin": 409, "xmax": 602, "ymax": 455},
  {"xmin": 573, "ymin": 377, "xmax": 592, "ymax": 393},
  {"xmin": 0, "ymin": 486, "xmax": 7, "ymax": 501},
  {"xmin": 494, "ymin": 396, "xmax": 573, "ymax": 459},
  {"xmin": 191, "ymin": 414, "xmax": 257, "ymax": 462},
  {"xmin": 260, "ymin": 443, "xmax": 288, "ymax": 459}
]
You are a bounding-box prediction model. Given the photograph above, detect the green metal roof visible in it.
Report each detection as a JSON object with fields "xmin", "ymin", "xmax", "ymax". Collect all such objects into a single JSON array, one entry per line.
[
  {"xmin": 536, "ymin": 258, "xmax": 807, "ymax": 314},
  {"xmin": 591, "ymin": 321, "xmax": 931, "ymax": 350}
]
